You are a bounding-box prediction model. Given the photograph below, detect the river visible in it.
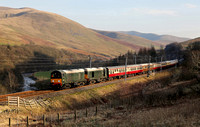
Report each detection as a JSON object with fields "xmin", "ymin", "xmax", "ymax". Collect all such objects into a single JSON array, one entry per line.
[{"xmin": 22, "ymin": 73, "xmax": 37, "ymax": 91}]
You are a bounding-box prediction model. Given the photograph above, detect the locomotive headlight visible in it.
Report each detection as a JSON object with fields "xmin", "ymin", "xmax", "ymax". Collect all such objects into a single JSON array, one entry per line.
[
  {"xmin": 58, "ymin": 80, "xmax": 60, "ymax": 82},
  {"xmin": 52, "ymin": 80, "xmax": 54, "ymax": 82}
]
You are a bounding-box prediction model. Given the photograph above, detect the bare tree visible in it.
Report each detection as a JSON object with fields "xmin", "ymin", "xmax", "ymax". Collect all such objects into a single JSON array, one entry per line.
[{"xmin": 191, "ymin": 51, "xmax": 200, "ymax": 71}]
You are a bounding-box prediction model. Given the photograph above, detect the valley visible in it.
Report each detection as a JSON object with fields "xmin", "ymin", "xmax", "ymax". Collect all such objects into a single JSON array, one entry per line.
[{"xmin": 0, "ymin": 5, "xmax": 199, "ymax": 127}]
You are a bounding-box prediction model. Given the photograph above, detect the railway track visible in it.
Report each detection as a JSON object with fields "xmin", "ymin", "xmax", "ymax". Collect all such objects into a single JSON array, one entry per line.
[
  {"xmin": 0, "ymin": 72, "xmax": 158, "ymax": 104},
  {"xmin": 0, "ymin": 90, "xmax": 54, "ymax": 103}
]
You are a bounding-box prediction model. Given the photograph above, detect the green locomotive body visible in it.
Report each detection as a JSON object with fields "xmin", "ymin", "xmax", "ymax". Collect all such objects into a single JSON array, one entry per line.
[
  {"xmin": 51, "ymin": 69, "xmax": 86, "ymax": 88},
  {"xmin": 84, "ymin": 67, "xmax": 107, "ymax": 83}
]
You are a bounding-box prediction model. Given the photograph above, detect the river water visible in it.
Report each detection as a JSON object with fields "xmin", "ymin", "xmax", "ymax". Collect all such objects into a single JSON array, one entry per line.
[{"xmin": 22, "ymin": 73, "xmax": 37, "ymax": 91}]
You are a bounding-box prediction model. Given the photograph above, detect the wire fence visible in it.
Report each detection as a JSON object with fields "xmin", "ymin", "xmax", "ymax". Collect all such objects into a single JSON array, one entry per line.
[{"xmin": 3, "ymin": 96, "xmax": 140, "ymax": 127}]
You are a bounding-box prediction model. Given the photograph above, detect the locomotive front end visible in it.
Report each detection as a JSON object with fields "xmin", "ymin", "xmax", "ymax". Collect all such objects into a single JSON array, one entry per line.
[{"xmin": 50, "ymin": 71, "xmax": 63, "ymax": 88}]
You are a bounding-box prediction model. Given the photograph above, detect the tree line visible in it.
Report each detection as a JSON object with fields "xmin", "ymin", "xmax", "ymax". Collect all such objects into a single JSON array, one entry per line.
[{"xmin": 104, "ymin": 45, "xmax": 166, "ymax": 66}]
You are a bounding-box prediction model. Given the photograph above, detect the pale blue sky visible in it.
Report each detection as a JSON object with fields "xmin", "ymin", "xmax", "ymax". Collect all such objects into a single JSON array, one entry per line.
[{"xmin": 0, "ymin": 0, "xmax": 199, "ymax": 38}]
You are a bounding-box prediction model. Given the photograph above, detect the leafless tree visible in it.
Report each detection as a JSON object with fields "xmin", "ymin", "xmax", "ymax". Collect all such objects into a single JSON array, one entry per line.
[{"xmin": 190, "ymin": 51, "xmax": 200, "ymax": 72}]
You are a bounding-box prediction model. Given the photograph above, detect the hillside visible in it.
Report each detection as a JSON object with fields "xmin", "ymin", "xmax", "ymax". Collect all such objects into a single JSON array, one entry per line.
[
  {"xmin": 0, "ymin": 7, "xmax": 135, "ymax": 58},
  {"xmin": 119, "ymin": 31, "xmax": 190, "ymax": 44},
  {"xmin": 93, "ymin": 30, "xmax": 161, "ymax": 49},
  {"xmin": 180, "ymin": 37, "xmax": 200, "ymax": 48}
]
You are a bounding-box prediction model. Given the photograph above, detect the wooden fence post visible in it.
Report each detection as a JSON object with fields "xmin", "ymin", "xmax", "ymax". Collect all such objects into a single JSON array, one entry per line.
[
  {"xmin": 9, "ymin": 118, "xmax": 11, "ymax": 127},
  {"xmin": 95, "ymin": 106, "xmax": 98, "ymax": 116},
  {"xmin": 17, "ymin": 97, "xmax": 20, "ymax": 107},
  {"xmin": 43, "ymin": 114, "xmax": 45, "ymax": 126},
  {"xmin": 8, "ymin": 96, "xmax": 10, "ymax": 106},
  {"xmin": 27, "ymin": 116, "xmax": 29, "ymax": 127},
  {"xmin": 86, "ymin": 108, "xmax": 88, "ymax": 117},
  {"xmin": 74, "ymin": 110, "xmax": 77, "ymax": 122},
  {"xmin": 57, "ymin": 113, "xmax": 60, "ymax": 124}
]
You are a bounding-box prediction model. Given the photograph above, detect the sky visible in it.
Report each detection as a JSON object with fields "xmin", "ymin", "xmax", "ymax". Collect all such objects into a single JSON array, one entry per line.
[{"xmin": 0, "ymin": 0, "xmax": 199, "ymax": 38}]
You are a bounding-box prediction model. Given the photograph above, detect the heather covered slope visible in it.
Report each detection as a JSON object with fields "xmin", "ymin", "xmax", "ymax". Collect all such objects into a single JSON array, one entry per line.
[
  {"xmin": 0, "ymin": 7, "xmax": 133, "ymax": 58},
  {"xmin": 180, "ymin": 37, "xmax": 200, "ymax": 48}
]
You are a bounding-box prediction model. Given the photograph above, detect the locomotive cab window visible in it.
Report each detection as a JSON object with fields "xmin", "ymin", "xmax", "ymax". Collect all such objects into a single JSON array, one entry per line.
[
  {"xmin": 92, "ymin": 72, "xmax": 94, "ymax": 77},
  {"xmin": 51, "ymin": 71, "xmax": 61, "ymax": 79}
]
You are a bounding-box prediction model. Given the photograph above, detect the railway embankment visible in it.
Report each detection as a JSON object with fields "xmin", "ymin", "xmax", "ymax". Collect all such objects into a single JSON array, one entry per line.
[
  {"xmin": 47, "ymin": 69, "xmax": 199, "ymax": 111},
  {"xmin": 44, "ymin": 69, "xmax": 200, "ymax": 126},
  {"xmin": 0, "ymin": 69, "xmax": 199, "ymax": 126}
]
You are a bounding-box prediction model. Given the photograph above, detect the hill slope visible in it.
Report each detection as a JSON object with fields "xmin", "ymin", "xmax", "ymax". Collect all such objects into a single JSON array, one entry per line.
[
  {"xmin": 93, "ymin": 30, "xmax": 161, "ymax": 49},
  {"xmin": 180, "ymin": 37, "xmax": 200, "ymax": 48},
  {"xmin": 0, "ymin": 7, "xmax": 135, "ymax": 58},
  {"xmin": 119, "ymin": 31, "xmax": 190, "ymax": 44}
]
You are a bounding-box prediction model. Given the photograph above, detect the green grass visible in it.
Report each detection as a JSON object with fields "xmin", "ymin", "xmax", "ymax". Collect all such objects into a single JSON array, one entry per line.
[{"xmin": 33, "ymin": 71, "xmax": 51, "ymax": 80}]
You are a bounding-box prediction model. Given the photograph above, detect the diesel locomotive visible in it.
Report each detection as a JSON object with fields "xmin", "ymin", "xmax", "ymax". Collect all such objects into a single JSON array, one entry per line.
[{"xmin": 50, "ymin": 59, "xmax": 178, "ymax": 89}]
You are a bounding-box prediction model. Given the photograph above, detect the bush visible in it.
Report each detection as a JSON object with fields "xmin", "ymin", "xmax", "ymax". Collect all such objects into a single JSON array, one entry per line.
[
  {"xmin": 0, "ymin": 69, "xmax": 23, "ymax": 94},
  {"xmin": 0, "ymin": 84, "xmax": 9, "ymax": 95},
  {"xmin": 179, "ymin": 68, "xmax": 196, "ymax": 81}
]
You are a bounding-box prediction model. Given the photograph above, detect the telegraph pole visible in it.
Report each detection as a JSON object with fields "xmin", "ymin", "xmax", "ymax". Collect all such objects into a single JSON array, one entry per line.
[
  {"xmin": 135, "ymin": 55, "xmax": 137, "ymax": 64},
  {"xmin": 89, "ymin": 56, "xmax": 92, "ymax": 68},
  {"xmin": 125, "ymin": 56, "xmax": 128, "ymax": 81},
  {"xmin": 175, "ymin": 56, "xmax": 177, "ymax": 68},
  {"xmin": 147, "ymin": 56, "xmax": 151, "ymax": 77},
  {"xmin": 133, "ymin": 54, "xmax": 137, "ymax": 64},
  {"xmin": 160, "ymin": 56, "xmax": 163, "ymax": 72},
  {"xmin": 155, "ymin": 56, "xmax": 157, "ymax": 63}
]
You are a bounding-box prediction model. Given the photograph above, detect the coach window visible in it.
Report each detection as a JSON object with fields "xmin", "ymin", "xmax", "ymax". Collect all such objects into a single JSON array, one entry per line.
[{"xmin": 92, "ymin": 72, "xmax": 94, "ymax": 77}]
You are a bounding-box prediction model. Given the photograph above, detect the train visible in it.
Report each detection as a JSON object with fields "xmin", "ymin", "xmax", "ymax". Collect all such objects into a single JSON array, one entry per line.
[{"xmin": 50, "ymin": 59, "xmax": 178, "ymax": 89}]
